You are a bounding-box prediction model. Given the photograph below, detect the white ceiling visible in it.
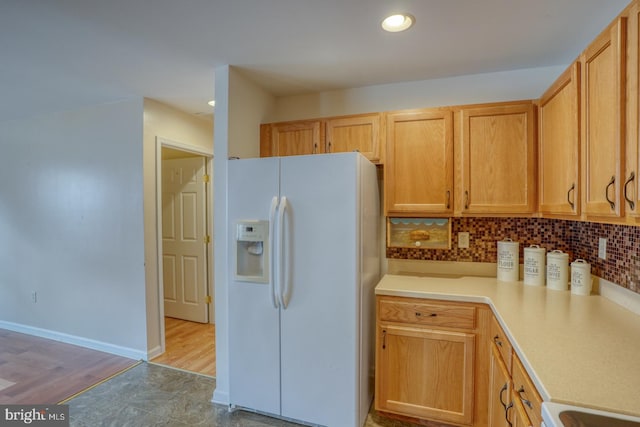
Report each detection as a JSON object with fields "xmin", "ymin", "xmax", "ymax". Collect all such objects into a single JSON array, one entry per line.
[{"xmin": 0, "ymin": 0, "xmax": 631, "ymax": 121}]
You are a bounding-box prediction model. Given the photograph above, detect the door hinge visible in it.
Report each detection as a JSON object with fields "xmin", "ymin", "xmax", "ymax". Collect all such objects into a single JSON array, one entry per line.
[
  {"xmin": 203, "ymin": 174, "xmax": 210, "ymax": 183},
  {"xmin": 204, "ymin": 235, "xmax": 211, "ymax": 244},
  {"xmin": 205, "ymin": 295, "xmax": 212, "ymax": 304}
]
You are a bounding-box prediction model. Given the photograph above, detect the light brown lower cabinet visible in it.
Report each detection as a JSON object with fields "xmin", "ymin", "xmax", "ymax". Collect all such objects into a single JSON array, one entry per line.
[
  {"xmin": 488, "ymin": 344, "xmax": 512, "ymax": 427},
  {"xmin": 376, "ymin": 325, "xmax": 475, "ymax": 425},
  {"xmin": 510, "ymin": 393, "xmax": 534, "ymax": 427},
  {"xmin": 375, "ymin": 296, "xmax": 489, "ymax": 426},
  {"xmin": 376, "ymin": 297, "xmax": 545, "ymax": 427},
  {"xmin": 511, "ymin": 355, "xmax": 543, "ymax": 427},
  {"xmin": 487, "ymin": 316, "xmax": 543, "ymax": 427}
]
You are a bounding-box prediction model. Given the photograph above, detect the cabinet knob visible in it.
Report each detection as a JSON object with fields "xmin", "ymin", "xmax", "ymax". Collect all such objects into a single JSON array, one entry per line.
[
  {"xmin": 493, "ymin": 335, "xmax": 503, "ymax": 347},
  {"xmin": 517, "ymin": 386, "xmax": 533, "ymax": 409}
]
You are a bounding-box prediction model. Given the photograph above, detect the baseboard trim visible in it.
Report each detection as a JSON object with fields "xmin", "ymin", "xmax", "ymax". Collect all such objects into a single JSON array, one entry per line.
[
  {"xmin": 212, "ymin": 388, "xmax": 229, "ymax": 405},
  {"xmin": 0, "ymin": 320, "xmax": 147, "ymax": 361},
  {"xmin": 147, "ymin": 345, "xmax": 163, "ymax": 360}
]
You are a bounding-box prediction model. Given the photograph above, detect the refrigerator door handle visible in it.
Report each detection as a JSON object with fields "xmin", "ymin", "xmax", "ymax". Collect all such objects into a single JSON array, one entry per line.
[
  {"xmin": 268, "ymin": 196, "xmax": 280, "ymax": 309},
  {"xmin": 278, "ymin": 196, "xmax": 290, "ymax": 309}
]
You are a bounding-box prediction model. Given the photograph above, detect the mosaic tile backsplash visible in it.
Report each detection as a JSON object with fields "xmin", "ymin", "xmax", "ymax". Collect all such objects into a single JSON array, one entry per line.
[{"xmin": 387, "ymin": 217, "xmax": 640, "ymax": 294}]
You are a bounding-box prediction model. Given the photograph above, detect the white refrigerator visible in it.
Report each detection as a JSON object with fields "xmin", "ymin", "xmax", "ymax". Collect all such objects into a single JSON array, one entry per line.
[{"xmin": 228, "ymin": 152, "xmax": 380, "ymax": 427}]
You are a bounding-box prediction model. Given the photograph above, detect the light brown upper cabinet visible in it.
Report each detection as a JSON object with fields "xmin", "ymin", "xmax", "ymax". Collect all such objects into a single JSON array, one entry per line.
[
  {"xmin": 626, "ymin": 4, "xmax": 640, "ymax": 217},
  {"xmin": 260, "ymin": 114, "xmax": 382, "ymax": 163},
  {"xmin": 384, "ymin": 109, "xmax": 454, "ymax": 216},
  {"xmin": 325, "ymin": 113, "xmax": 382, "ymax": 163},
  {"xmin": 458, "ymin": 102, "xmax": 537, "ymax": 215},
  {"xmin": 260, "ymin": 120, "xmax": 323, "ymax": 157},
  {"xmin": 581, "ymin": 17, "xmax": 627, "ymax": 218},
  {"xmin": 538, "ymin": 63, "xmax": 581, "ymax": 217}
]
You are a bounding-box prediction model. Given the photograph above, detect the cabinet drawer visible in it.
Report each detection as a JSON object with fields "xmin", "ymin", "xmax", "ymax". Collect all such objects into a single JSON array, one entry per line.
[
  {"xmin": 490, "ymin": 316, "xmax": 513, "ymax": 373},
  {"xmin": 512, "ymin": 356, "xmax": 543, "ymax": 427},
  {"xmin": 379, "ymin": 298, "xmax": 476, "ymax": 329}
]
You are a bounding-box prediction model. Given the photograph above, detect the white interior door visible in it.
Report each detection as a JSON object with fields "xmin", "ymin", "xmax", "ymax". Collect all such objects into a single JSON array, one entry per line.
[{"xmin": 162, "ymin": 157, "xmax": 209, "ymax": 323}]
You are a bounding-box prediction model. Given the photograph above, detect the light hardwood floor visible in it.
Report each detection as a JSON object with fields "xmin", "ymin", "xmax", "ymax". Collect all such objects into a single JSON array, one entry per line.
[
  {"xmin": 0, "ymin": 329, "xmax": 137, "ymax": 404},
  {"xmin": 151, "ymin": 317, "xmax": 216, "ymax": 377}
]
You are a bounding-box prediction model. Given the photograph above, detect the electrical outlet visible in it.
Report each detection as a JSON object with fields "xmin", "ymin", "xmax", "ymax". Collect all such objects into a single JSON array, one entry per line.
[
  {"xmin": 598, "ymin": 238, "xmax": 607, "ymax": 260},
  {"xmin": 31, "ymin": 291, "xmax": 37, "ymax": 303},
  {"xmin": 458, "ymin": 232, "xmax": 470, "ymax": 249}
]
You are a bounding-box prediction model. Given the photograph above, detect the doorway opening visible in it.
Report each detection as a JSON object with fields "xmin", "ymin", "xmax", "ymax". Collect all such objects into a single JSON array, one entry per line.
[{"xmin": 151, "ymin": 137, "xmax": 215, "ymax": 377}]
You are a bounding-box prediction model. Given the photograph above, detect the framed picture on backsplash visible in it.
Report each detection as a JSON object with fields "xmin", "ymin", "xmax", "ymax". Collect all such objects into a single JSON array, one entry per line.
[{"xmin": 387, "ymin": 217, "xmax": 451, "ymax": 250}]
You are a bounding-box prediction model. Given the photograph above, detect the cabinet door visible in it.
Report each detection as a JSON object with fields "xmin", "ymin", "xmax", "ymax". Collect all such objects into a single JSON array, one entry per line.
[
  {"xmin": 509, "ymin": 392, "xmax": 533, "ymax": 427},
  {"xmin": 539, "ymin": 63, "xmax": 581, "ymax": 216},
  {"xmin": 268, "ymin": 121, "xmax": 323, "ymax": 157},
  {"xmin": 488, "ymin": 344, "xmax": 512, "ymax": 427},
  {"xmin": 459, "ymin": 103, "xmax": 536, "ymax": 214},
  {"xmin": 626, "ymin": 5, "xmax": 640, "ymax": 216},
  {"xmin": 325, "ymin": 114, "xmax": 382, "ymax": 163},
  {"xmin": 376, "ymin": 324, "xmax": 474, "ymax": 425},
  {"xmin": 385, "ymin": 109, "xmax": 454, "ymax": 215},
  {"xmin": 582, "ymin": 17, "xmax": 626, "ymax": 217}
]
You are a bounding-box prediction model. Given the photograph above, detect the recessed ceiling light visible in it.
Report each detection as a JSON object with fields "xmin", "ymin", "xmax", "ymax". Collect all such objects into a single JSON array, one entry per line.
[
  {"xmin": 207, "ymin": 100, "xmax": 216, "ymax": 107},
  {"xmin": 381, "ymin": 14, "xmax": 415, "ymax": 32}
]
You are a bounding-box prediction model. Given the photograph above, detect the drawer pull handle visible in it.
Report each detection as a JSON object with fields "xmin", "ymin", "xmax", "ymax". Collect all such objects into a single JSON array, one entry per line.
[
  {"xmin": 415, "ymin": 312, "xmax": 437, "ymax": 317},
  {"xmin": 493, "ymin": 335, "xmax": 503, "ymax": 347},
  {"xmin": 605, "ymin": 175, "xmax": 615, "ymax": 210},
  {"xmin": 567, "ymin": 182, "xmax": 575, "ymax": 210},
  {"xmin": 499, "ymin": 382, "xmax": 508, "ymax": 408},
  {"xmin": 505, "ymin": 402, "xmax": 513, "ymax": 427},
  {"xmin": 624, "ymin": 172, "xmax": 635, "ymax": 210},
  {"xmin": 517, "ymin": 386, "xmax": 533, "ymax": 409}
]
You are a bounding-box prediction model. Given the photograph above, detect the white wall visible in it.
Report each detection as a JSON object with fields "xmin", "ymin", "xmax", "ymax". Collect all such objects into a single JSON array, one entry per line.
[
  {"xmin": 0, "ymin": 99, "xmax": 148, "ymax": 359},
  {"xmin": 269, "ymin": 65, "xmax": 566, "ymax": 121},
  {"xmin": 212, "ymin": 66, "xmax": 276, "ymax": 404},
  {"xmin": 142, "ymin": 98, "xmax": 214, "ymax": 357}
]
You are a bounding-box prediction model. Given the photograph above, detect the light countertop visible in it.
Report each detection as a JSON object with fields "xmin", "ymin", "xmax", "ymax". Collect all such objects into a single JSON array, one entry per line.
[{"xmin": 375, "ymin": 273, "xmax": 640, "ymax": 418}]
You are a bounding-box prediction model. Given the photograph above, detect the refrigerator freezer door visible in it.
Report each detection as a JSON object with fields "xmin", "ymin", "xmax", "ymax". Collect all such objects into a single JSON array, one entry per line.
[
  {"xmin": 228, "ymin": 157, "xmax": 281, "ymax": 415},
  {"xmin": 278, "ymin": 153, "xmax": 361, "ymax": 427}
]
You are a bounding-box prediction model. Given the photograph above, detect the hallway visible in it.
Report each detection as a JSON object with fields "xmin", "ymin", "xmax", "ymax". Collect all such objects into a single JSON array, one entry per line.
[{"xmin": 151, "ymin": 317, "xmax": 216, "ymax": 377}]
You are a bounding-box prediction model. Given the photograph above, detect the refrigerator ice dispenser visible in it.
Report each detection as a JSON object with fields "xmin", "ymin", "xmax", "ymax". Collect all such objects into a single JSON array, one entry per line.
[{"xmin": 235, "ymin": 220, "xmax": 269, "ymax": 283}]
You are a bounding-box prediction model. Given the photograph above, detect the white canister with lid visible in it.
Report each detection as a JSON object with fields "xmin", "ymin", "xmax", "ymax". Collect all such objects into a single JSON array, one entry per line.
[
  {"xmin": 523, "ymin": 245, "xmax": 546, "ymax": 286},
  {"xmin": 497, "ymin": 239, "xmax": 519, "ymax": 282},
  {"xmin": 546, "ymin": 250, "xmax": 569, "ymax": 291},
  {"xmin": 571, "ymin": 259, "xmax": 592, "ymax": 295}
]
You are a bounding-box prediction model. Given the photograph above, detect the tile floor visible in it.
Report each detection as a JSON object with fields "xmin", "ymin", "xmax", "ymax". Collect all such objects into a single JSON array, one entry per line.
[{"xmin": 66, "ymin": 362, "xmax": 420, "ymax": 427}]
